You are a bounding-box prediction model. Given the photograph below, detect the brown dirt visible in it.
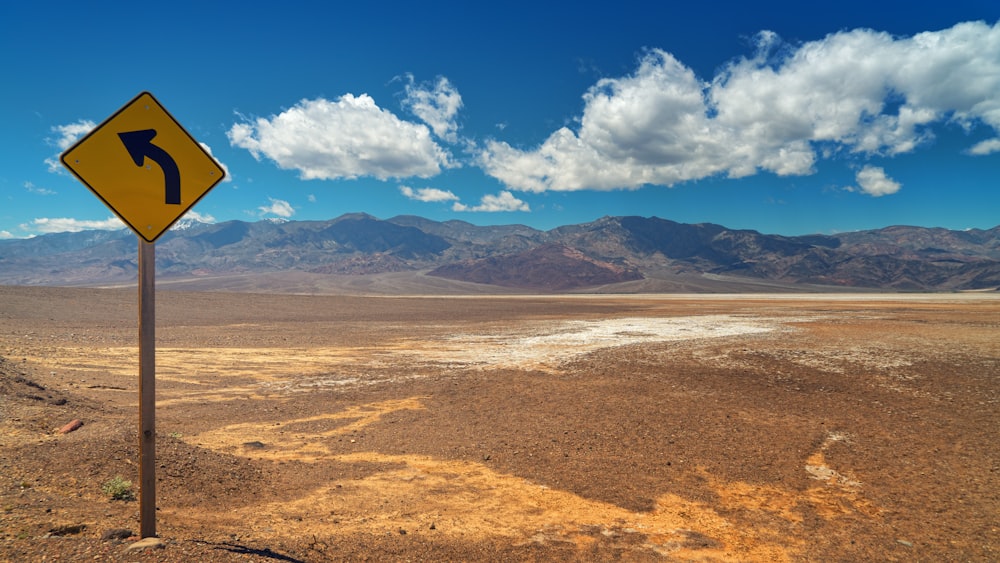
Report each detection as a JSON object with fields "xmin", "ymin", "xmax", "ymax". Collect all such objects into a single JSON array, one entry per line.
[{"xmin": 1, "ymin": 286, "xmax": 998, "ymax": 561}]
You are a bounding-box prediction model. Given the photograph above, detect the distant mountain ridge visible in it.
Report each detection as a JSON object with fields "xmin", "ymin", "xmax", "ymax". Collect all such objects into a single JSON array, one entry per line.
[{"xmin": 1, "ymin": 214, "xmax": 998, "ymax": 292}]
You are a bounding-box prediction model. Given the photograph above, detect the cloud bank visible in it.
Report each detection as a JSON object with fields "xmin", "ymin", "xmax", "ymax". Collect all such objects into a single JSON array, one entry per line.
[
  {"xmin": 224, "ymin": 21, "xmax": 998, "ymax": 206},
  {"xmin": 479, "ymin": 21, "xmax": 1000, "ymax": 194},
  {"xmin": 22, "ymin": 217, "xmax": 123, "ymax": 234}
]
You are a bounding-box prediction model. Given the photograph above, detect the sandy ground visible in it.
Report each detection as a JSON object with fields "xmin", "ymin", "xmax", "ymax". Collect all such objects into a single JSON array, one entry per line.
[{"xmin": 0, "ymin": 286, "xmax": 998, "ymax": 561}]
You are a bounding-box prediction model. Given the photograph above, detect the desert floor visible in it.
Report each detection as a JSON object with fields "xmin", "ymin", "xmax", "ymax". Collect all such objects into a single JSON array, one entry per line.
[{"xmin": 1, "ymin": 286, "xmax": 998, "ymax": 561}]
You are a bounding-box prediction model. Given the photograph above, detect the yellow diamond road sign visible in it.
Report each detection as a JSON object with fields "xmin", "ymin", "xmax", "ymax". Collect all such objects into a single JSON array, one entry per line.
[{"xmin": 61, "ymin": 91, "xmax": 226, "ymax": 243}]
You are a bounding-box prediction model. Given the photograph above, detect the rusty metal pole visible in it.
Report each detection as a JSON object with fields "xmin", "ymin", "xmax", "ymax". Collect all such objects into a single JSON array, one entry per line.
[{"xmin": 138, "ymin": 238, "xmax": 156, "ymax": 538}]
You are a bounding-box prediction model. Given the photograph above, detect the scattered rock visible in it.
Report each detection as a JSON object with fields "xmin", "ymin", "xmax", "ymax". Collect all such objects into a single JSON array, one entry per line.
[
  {"xmin": 126, "ymin": 537, "xmax": 165, "ymax": 551},
  {"xmin": 101, "ymin": 528, "xmax": 134, "ymax": 541},
  {"xmin": 897, "ymin": 539, "xmax": 914, "ymax": 548},
  {"xmin": 677, "ymin": 529, "xmax": 722, "ymax": 549},
  {"xmin": 57, "ymin": 419, "xmax": 83, "ymax": 434},
  {"xmin": 243, "ymin": 441, "xmax": 266, "ymax": 449},
  {"xmin": 47, "ymin": 523, "xmax": 86, "ymax": 536}
]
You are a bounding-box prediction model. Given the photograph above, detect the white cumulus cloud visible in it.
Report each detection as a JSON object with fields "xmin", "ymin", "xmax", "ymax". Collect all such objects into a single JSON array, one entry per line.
[
  {"xmin": 853, "ymin": 165, "xmax": 901, "ymax": 197},
  {"xmin": 228, "ymin": 95, "xmax": 455, "ymax": 181},
  {"xmin": 45, "ymin": 120, "xmax": 95, "ymax": 173},
  {"xmin": 968, "ymin": 137, "xmax": 1000, "ymax": 155},
  {"xmin": 399, "ymin": 185, "xmax": 459, "ymax": 202},
  {"xmin": 402, "ymin": 75, "xmax": 463, "ymax": 143},
  {"xmin": 198, "ymin": 142, "xmax": 232, "ymax": 182},
  {"xmin": 49, "ymin": 120, "xmax": 96, "ymax": 151},
  {"xmin": 22, "ymin": 216, "xmax": 124, "ymax": 234},
  {"xmin": 480, "ymin": 21, "xmax": 1000, "ymax": 193},
  {"xmin": 453, "ymin": 191, "xmax": 530, "ymax": 212},
  {"xmin": 258, "ymin": 197, "xmax": 295, "ymax": 218}
]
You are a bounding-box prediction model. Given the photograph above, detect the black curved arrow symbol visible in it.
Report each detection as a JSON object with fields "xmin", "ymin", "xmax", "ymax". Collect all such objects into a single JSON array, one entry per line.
[{"xmin": 118, "ymin": 129, "xmax": 181, "ymax": 205}]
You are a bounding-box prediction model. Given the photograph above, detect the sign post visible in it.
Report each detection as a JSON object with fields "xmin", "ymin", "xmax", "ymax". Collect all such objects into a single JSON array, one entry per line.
[
  {"xmin": 61, "ymin": 92, "xmax": 226, "ymax": 539},
  {"xmin": 138, "ymin": 240, "xmax": 156, "ymax": 538}
]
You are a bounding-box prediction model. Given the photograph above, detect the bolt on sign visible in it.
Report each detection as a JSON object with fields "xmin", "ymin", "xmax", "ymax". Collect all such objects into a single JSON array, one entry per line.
[{"xmin": 61, "ymin": 91, "xmax": 226, "ymax": 243}]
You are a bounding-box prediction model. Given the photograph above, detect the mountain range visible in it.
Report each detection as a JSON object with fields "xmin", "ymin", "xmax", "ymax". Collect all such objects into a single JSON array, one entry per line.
[{"xmin": 1, "ymin": 214, "xmax": 998, "ymax": 293}]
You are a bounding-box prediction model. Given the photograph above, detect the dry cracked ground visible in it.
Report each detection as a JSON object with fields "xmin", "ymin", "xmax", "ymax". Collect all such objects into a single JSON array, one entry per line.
[{"xmin": 0, "ymin": 286, "xmax": 997, "ymax": 561}]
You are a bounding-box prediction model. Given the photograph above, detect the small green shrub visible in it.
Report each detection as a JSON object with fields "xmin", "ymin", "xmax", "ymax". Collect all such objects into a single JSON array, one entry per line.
[{"xmin": 101, "ymin": 476, "xmax": 135, "ymax": 501}]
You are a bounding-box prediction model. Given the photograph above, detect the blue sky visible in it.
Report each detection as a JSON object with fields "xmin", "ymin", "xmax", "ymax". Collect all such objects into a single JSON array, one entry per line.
[{"xmin": 2, "ymin": 0, "xmax": 999, "ymax": 239}]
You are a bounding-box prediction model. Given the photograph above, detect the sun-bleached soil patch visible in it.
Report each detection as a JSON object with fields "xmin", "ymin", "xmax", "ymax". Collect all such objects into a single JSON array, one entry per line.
[
  {"xmin": 410, "ymin": 315, "xmax": 781, "ymax": 372},
  {"xmin": 1, "ymin": 287, "xmax": 997, "ymax": 561}
]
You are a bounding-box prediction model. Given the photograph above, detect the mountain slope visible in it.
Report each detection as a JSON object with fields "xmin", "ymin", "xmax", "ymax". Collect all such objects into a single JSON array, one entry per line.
[
  {"xmin": 428, "ymin": 244, "xmax": 643, "ymax": 290},
  {"xmin": 1, "ymin": 214, "xmax": 998, "ymax": 292}
]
